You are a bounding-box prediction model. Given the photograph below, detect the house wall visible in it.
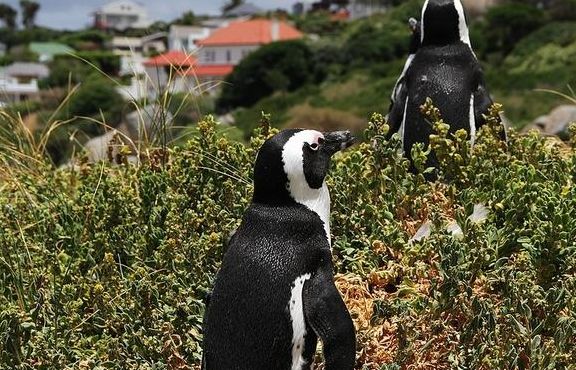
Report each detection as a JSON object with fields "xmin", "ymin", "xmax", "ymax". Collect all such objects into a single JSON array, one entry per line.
[
  {"xmin": 95, "ymin": 0, "xmax": 150, "ymax": 30},
  {"xmin": 0, "ymin": 75, "xmax": 40, "ymax": 104},
  {"xmin": 349, "ymin": 0, "xmax": 389, "ymax": 19},
  {"xmin": 169, "ymin": 29, "xmax": 211, "ymax": 52},
  {"xmin": 198, "ymin": 45, "xmax": 259, "ymax": 65}
]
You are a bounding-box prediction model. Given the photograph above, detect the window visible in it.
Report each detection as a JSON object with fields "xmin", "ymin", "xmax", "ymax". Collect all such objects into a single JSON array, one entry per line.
[
  {"xmin": 226, "ymin": 50, "xmax": 232, "ymax": 63},
  {"xmin": 204, "ymin": 50, "xmax": 216, "ymax": 63}
]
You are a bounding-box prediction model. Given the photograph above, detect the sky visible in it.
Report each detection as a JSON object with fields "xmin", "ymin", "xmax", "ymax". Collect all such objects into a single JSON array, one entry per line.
[{"xmin": 1, "ymin": 0, "xmax": 292, "ymax": 30}]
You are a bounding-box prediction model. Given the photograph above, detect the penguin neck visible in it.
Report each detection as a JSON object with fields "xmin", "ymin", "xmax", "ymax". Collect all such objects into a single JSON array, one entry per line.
[{"xmin": 288, "ymin": 181, "xmax": 332, "ymax": 246}]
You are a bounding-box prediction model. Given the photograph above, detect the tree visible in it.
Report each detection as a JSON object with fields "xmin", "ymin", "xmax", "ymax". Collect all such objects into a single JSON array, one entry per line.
[
  {"xmin": 217, "ymin": 40, "xmax": 314, "ymax": 111},
  {"xmin": 0, "ymin": 4, "xmax": 17, "ymax": 30},
  {"xmin": 484, "ymin": 4, "xmax": 545, "ymax": 55},
  {"xmin": 221, "ymin": 0, "xmax": 245, "ymax": 13},
  {"xmin": 549, "ymin": 0, "xmax": 576, "ymax": 20},
  {"xmin": 20, "ymin": 0, "xmax": 40, "ymax": 29},
  {"xmin": 173, "ymin": 10, "xmax": 198, "ymax": 25}
]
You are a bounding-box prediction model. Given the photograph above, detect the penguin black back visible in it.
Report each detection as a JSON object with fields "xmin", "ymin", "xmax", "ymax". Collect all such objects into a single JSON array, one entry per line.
[
  {"xmin": 202, "ymin": 129, "xmax": 356, "ymax": 370},
  {"xmin": 387, "ymin": 0, "xmax": 505, "ymax": 176}
]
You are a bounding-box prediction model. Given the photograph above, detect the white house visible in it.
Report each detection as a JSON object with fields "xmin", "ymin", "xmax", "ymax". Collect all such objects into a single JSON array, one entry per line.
[
  {"xmin": 110, "ymin": 33, "xmax": 166, "ymax": 56},
  {"xmin": 194, "ymin": 19, "xmax": 303, "ymax": 83},
  {"xmin": 168, "ymin": 25, "xmax": 211, "ymax": 53},
  {"xmin": 93, "ymin": 0, "xmax": 151, "ymax": 31},
  {"xmin": 348, "ymin": 0, "xmax": 390, "ymax": 19},
  {"xmin": 0, "ymin": 63, "xmax": 49, "ymax": 104}
]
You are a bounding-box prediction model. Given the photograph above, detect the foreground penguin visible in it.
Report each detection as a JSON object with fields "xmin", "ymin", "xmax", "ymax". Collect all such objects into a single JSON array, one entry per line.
[
  {"xmin": 388, "ymin": 0, "xmax": 505, "ymax": 172},
  {"xmin": 202, "ymin": 129, "xmax": 356, "ymax": 370}
]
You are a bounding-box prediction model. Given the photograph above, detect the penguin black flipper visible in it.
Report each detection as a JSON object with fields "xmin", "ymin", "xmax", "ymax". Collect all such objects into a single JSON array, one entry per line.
[
  {"xmin": 303, "ymin": 259, "xmax": 356, "ymax": 369},
  {"xmin": 473, "ymin": 71, "xmax": 507, "ymax": 141},
  {"xmin": 387, "ymin": 81, "xmax": 409, "ymax": 140}
]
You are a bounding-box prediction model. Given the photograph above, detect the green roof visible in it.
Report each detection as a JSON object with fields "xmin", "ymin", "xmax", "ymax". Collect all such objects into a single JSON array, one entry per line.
[{"xmin": 29, "ymin": 42, "xmax": 75, "ymax": 61}]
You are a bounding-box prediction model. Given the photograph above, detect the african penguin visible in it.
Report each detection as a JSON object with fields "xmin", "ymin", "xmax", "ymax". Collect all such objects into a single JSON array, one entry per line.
[
  {"xmin": 202, "ymin": 129, "xmax": 356, "ymax": 370},
  {"xmin": 387, "ymin": 0, "xmax": 506, "ymax": 175}
]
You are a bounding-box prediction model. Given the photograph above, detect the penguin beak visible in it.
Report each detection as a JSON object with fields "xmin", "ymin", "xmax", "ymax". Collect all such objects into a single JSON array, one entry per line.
[{"xmin": 322, "ymin": 131, "xmax": 355, "ymax": 155}]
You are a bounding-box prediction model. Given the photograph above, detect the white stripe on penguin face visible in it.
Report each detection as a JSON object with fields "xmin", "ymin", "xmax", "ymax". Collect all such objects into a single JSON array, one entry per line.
[
  {"xmin": 420, "ymin": 0, "xmax": 430, "ymax": 43},
  {"xmin": 282, "ymin": 130, "xmax": 331, "ymax": 245},
  {"xmin": 453, "ymin": 0, "xmax": 472, "ymax": 47}
]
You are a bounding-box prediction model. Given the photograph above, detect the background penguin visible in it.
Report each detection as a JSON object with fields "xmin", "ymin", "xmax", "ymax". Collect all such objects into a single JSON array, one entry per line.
[
  {"xmin": 202, "ymin": 129, "xmax": 356, "ymax": 370},
  {"xmin": 387, "ymin": 0, "xmax": 506, "ymax": 173}
]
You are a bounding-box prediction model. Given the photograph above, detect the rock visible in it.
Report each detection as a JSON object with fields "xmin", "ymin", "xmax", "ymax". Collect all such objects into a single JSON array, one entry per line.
[
  {"xmin": 75, "ymin": 104, "xmax": 173, "ymax": 165},
  {"xmin": 525, "ymin": 105, "xmax": 576, "ymax": 136},
  {"xmin": 82, "ymin": 128, "xmax": 137, "ymax": 164}
]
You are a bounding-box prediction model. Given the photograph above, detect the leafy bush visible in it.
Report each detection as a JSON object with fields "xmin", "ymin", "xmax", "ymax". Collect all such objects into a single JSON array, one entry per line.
[
  {"xmin": 483, "ymin": 4, "xmax": 546, "ymax": 56},
  {"xmin": 217, "ymin": 40, "xmax": 315, "ymax": 111},
  {"xmin": 58, "ymin": 30, "xmax": 110, "ymax": 51},
  {"xmin": 294, "ymin": 10, "xmax": 346, "ymax": 36},
  {"xmin": 60, "ymin": 75, "xmax": 124, "ymax": 125},
  {"xmin": 1, "ymin": 108, "xmax": 575, "ymax": 368},
  {"xmin": 504, "ymin": 22, "xmax": 576, "ymax": 66},
  {"xmin": 342, "ymin": 21, "xmax": 409, "ymax": 66}
]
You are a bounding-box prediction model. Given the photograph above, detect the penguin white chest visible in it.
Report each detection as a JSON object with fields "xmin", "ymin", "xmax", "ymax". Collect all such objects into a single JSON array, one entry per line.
[{"xmin": 289, "ymin": 273, "xmax": 312, "ymax": 370}]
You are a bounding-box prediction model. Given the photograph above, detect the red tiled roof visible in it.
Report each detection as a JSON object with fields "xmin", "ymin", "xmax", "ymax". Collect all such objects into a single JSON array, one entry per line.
[
  {"xmin": 143, "ymin": 51, "xmax": 197, "ymax": 67},
  {"xmin": 197, "ymin": 19, "xmax": 303, "ymax": 46},
  {"xmin": 186, "ymin": 64, "xmax": 235, "ymax": 77}
]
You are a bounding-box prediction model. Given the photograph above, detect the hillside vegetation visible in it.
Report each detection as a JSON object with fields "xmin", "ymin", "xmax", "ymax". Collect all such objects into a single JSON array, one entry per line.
[
  {"xmin": 1, "ymin": 109, "xmax": 575, "ymax": 368},
  {"xmin": 228, "ymin": 1, "xmax": 576, "ymax": 137}
]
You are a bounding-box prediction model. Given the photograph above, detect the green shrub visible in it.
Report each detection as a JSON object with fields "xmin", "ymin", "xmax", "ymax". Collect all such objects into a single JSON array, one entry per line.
[
  {"xmin": 483, "ymin": 4, "xmax": 546, "ymax": 56},
  {"xmin": 342, "ymin": 21, "xmax": 409, "ymax": 66},
  {"xmin": 1, "ymin": 110, "xmax": 575, "ymax": 368},
  {"xmin": 217, "ymin": 40, "xmax": 315, "ymax": 111}
]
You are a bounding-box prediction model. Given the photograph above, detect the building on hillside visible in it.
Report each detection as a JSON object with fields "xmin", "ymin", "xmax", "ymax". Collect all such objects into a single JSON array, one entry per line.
[
  {"xmin": 168, "ymin": 25, "xmax": 211, "ymax": 53},
  {"xmin": 0, "ymin": 62, "xmax": 49, "ymax": 104},
  {"xmin": 348, "ymin": 0, "xmax": 390, "ymax": 19},
  {"xmin": 223, "ymin": 3, "xmax": 264, "ymax": 18},
  {"xmin": 29, "ymin": 42, "xmax": 74, "ymax": 63},
  {"xmin": 194, "ymin": 19, "xmax": 303, "ymax": 83},
  {"xmin": 201, "ymin": 18, "xmax": 234, "ymax": 30},
  {"xmin": 110, "ymin": 33, "xmax": 166, "ymax": 56},
  {"xmin": 142, "ymin": 50, "xmax": 198, "ymax": 96},
  {"xmin": 93, "ymin": 0, "xmax": 151, "ymax": 31}
]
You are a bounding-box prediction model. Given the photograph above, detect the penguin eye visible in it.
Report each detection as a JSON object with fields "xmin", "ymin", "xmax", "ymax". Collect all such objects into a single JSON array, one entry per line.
[{"xmin": 309, "ymin": 143, "xmax": 319, "ymax": 151}]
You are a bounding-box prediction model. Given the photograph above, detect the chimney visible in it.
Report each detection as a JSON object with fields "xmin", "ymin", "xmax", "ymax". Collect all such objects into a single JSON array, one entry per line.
[{"xmin": 271, "ymin": 19, "xmax": 280, "ymax": 42}]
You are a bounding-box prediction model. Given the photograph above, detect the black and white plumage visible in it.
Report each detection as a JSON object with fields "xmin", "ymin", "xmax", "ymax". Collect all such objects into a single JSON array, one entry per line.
[
  {"xmin": 202, "ymin": 129, "xmax": 356, "ymax": 370},
  {"xmin": 388, "ymin": 0, "xmax": 505, "ymax": 172}
]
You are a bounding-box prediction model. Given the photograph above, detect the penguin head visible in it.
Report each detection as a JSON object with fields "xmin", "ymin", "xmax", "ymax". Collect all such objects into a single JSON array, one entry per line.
[
  {"xmin": 253, "ymin": 129, "xmax": 354, "ymax": 205},
  {"xmin": 420, "ymin": 0, "xmax": 471, "ymax": 47}
]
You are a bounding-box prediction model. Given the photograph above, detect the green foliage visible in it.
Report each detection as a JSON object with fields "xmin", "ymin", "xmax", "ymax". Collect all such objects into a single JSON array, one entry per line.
[
  {"xmin": 342, "ymin": 21, "xmax": 409, "ymax": 66},
  {"xmin": 58, "ymin": 30, "xmax": 111, "ymax": 51},
  {"xmin": 172, "ymin": 11, "xmax": 199, "ymax": 26},
  {"xmin": 61, "ymin": 75, "xmax": 124, "ymax": 125},
  {"xmin": 42, "ymin": 76, "xmax": 125, "ymax": 164},
  {"xmin": 1, "ymin": 111, "xmax": 575, "ymax": 368},
  {"xmin": 0, "ymin": 27, "xmax": 65, "ymax": 49},
  {"xmin": 217, "ymin": 40, "xmax": 315, "ymax": 111},
  {"xmin": 294, "ymin": 11, "xmax": 346, "ymax": 36},
  {"xmin": 483, "ymin": 4, "xmax": 546, "ymax": 56},
  {"xmin": 40, "ymin": 57, "xmax": 95, "ymax": 88}
]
